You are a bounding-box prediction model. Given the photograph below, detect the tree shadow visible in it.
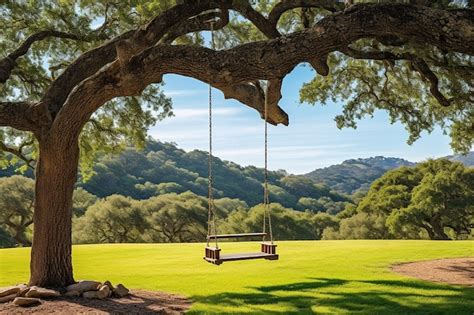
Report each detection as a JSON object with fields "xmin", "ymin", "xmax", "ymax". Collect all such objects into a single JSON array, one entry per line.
[
  {"xmin": 440, "ymin": 263, "xmax": 474, "ymax": 280},
  {"xmin": 191, "ymin": 278, "xmax": 474, "ymax": 314},
  {"xmin": 1, "ymin": 290, "xmax": 192, "ymax": 315}
]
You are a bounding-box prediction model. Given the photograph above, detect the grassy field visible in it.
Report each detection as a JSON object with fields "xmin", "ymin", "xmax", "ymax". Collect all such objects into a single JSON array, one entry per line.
[{"xmin": 0, "ymin": 240, "xmax": 473, "ymax": 314}]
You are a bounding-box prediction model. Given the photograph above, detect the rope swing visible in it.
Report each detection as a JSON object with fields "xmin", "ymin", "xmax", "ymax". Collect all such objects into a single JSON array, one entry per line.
[
  {"xmin": 206, "ymin": 20, "xmax": 218, "ymax": 249},
  {"xmin": 204, "ymin": 21, "xmax": 278, "ymax": 265}
]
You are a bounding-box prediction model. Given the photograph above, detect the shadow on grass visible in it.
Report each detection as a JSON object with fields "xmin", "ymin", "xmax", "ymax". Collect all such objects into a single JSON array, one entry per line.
[
  {"xmin": 0, "ymin": 291, "xmax": 191, "ymax": 315},
  {"xmin": 191, "ymin": 278, "xmax": 474, "ymax": 314}
]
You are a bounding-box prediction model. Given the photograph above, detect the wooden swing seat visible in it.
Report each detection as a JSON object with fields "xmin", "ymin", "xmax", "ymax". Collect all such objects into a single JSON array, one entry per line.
[
  {"xmin": 204, "ymin": 242, "xmax": 278, "ymax": 265},
  {"xmin": 207, "ymin": 232, "xmax": 267, "ymax": 240}
]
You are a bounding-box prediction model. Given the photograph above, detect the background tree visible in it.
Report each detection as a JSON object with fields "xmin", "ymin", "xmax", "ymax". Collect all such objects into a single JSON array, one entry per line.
[
  {"xmin": 312, "ymin": 212, "xmax": 338, "ymax": 239},
  {"xmin": 224, "ymin": 203, "xmax": 315, "ymax": 240},
  {"xmin": 0, "ymin": 226, "xmax": 16, "ymax": 248},
  {"xmin": 0, "ymin": 0, "xmax": 472, "ymax": 287},
  {"xmin": 142, "ymin": 192, "xmax": 208, "ymax": 243},
  {"xmin": 325, "ymin": 212, "xmax": 391, "ymax": 240},
  {"xmin": 387, "ymin": 160, "xmax": 474, "ymax": 239},
  {"xmin": 298, "ymin": 197, "xmax": 325, "ymax": 212},
  {"xmin": 73, "ymin": 195, "xmax": 149, "ymax": 243},
  {"xmin": 0, "ymin": 175, "xmax": 34, "ymax": 246},
  {"xmin": 72, "ymin": 187, "xmax": 98, "ymax": 217},
  {"xmin": 332, "ymin": 159, "xmax": 473, "ymax": 240}
]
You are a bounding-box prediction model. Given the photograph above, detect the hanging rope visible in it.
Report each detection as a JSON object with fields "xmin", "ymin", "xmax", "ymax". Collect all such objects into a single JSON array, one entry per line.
[
  {"xmin": 206, "ymin": 19, "xmax": 274, "ymax": 249},
  {"xmin": 263, "ymin": 88, "xmax": 274, "ymax": 244},
  {"xmin": 207, "ymin": 21, "xmax": 218, "ymax": 248}
]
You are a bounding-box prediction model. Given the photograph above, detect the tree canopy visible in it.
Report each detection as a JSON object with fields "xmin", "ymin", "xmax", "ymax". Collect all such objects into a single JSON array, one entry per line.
[
  {"xmin": 0, "ymin": 175, "xmax": 34, "ymax": 246},
  {"xmin": 326, "ymin": 159, "xmax": 473, "ymax": 240},
  {"xmin": 1, "ymin": 1, "xmax": 473, "ymax": 173}
]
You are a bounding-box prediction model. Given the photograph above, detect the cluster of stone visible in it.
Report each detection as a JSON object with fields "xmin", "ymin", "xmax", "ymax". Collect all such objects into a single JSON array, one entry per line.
[
  {"xmin": 0, "ymin": 285, "xmax": 59, "ymax": 307},
  {"xmin": 0, "ymin": 281, "xmax": 129, "ymax": 307},
  {"xmin": 65, "ymin": 280, "xmax": 129, "ymax": 299}
]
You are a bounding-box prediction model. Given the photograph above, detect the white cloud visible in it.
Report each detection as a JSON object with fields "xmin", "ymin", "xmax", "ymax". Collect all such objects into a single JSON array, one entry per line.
[
  {"xmin": 215, "ymin": 144, "xmax": 356, "ymax": 158},
  {"xmin": 162, "ymin": 107, "xmax": 243, "ymax": 121},
  {"xmin": 163, "ymin": 89, "xmax": 206, "ymax": 97}
]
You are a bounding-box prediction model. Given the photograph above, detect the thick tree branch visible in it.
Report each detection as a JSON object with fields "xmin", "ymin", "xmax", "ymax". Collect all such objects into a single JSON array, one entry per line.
[
  {"xmin": 0, "ymin": 101, "xmax": 50, "ymax": 134},
  {"xmin": 269, "ymin": 0, "xmax": 344, "ymax": 26},
  {"xmin": 218, "ymin": 80, "xmax": 289, "ymax": 125},
  {"xmin": 339, "ymin": 46, "xmax": 409, "ymax": 60},
  {"xmin": 40, "ymin": 1, "xmax": 225, "ymax": 118},
  {"xmin": 232, "ymin": 2, "xmax": 280, "ymax": 38},
  {"xmin": 340, "ymin": 47, "xmax": 452, "ymax": 106},
  {"xmin": 412, "ymin": 59, "xmax": 451, "ymax": 106},
  {"xmin": 39, "ymin": 2, "xmax": 473, "ymax": 126},
  {"xmin": 162, "ymin": 8, "xmax": 230, "ymax": 44},
  {"xmin": 0, "ymin": 30, "xmax": 83, "ymax": 84},
  {"xmin": 47, "ymin": 3, "xmax": 473, "ymax": 141}
]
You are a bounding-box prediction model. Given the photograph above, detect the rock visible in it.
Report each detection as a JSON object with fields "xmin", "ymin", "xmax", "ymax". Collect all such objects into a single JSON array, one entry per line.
[
  {"xmin": 66, "ymin": 281, "xmax": 101, "ymax": 294},
  {"xmin": 99, "ymin": 285, "xmax": 111, "ymax": 298},
  {"xmin": 83, "ymin": 285, "xmax": 110, "ymax": 300},
  {"xmin": 82, "ymin": 291, "xmax": 100, "ymax": 299},
  {"xmin": 113, "ymin": 284, "xmax": 129, "ymax": 298},
  {"xmin": 25, "ymin": 286, "xmax": 60, "ymax": 298},
  {"xmin": 103, "ymin": 281, "xmax": 114, "ymax": 291},
  {"xmin": 0, "ymin": 285, "xmax": 22, "ymax": 297},
  {"xmin": 13, "ymin": 297, "xmax": 41, "ymax": 307},
  {"xmin": 18, "ymin": 286, "xmax": 30, "ymax": 297},
  {"xmin": 103, "ymin": 281, "xmax": 114, "ymax": 297},
  {"xmin": 0, "ymin": 293, "xmax": 17, "ymax": 303},
  {"xmin": 64, "ymin": 290, "xmax": 80, "ymax": 297}
]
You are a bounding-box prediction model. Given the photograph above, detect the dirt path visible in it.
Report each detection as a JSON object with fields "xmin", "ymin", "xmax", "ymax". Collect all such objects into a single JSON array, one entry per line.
[
  {"xmin": 392, "ymin": 257, "xmax": 474, "ymax": 286},
  {"xmin": 0, "ymin": 290, "xmax": 191, "ymax": 314}
]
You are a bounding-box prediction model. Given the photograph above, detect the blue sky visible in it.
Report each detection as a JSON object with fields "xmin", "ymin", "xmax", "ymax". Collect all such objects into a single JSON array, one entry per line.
[{"xmin": 149, "ymin": 64, "xmax": 453, "ymax": 174}]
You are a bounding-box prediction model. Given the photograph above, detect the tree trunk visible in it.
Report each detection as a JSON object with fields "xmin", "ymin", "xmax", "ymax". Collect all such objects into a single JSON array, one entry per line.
[
  {"xmin": 430, "ymin": 215, "xmax": 450, "ymax": 240},
  {"xmin": 425, "ymin": 226, "xmax": 435, "ymax": 240},
  {"xmin": 29, "ymin": 137, "xmax": 79, "ymax": 288},
  {"xmin": 13, "ymin": 229, "xmax": 32, "ymax": 247},
  {"xmin": 432, "ymin": 224, "xmax": 450, "ymax": 240}
]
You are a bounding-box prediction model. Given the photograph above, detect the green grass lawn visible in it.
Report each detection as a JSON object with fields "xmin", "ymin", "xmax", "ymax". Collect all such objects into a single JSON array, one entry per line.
[{"xmin": 1, "ymin": 240, "xmax": 473, "ymax": 314}]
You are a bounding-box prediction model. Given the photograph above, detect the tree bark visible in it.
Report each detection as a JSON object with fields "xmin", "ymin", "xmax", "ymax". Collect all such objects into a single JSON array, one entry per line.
[{"xmin": 29, "ymin": 136, "xmax": 79, "ymax": 288}]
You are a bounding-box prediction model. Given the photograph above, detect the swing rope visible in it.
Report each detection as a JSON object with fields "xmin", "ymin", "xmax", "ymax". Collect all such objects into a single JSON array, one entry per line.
[
  {"xmin": 207, "ymin": 21, "xmax": 218, "ymax": 248},
  {"xmin": 263, "ymin": 91, "xmax": 274, "ymax": 244},
  {"xmin": 206, "ymin": 20, "xmax": 274, "ymax": 248}
]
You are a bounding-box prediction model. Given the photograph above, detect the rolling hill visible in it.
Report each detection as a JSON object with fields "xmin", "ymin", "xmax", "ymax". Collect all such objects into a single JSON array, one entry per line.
[
  {"xmin": 304, "ymin": 157, "xmax": 415, "ymax": 194},
  {"xmin": 304, "ymin": 152, "xmax": 474, "ymax": 194},
  {"xmin": 0, "ymin": 139, "xmax": 472, "ymax": 201},
  {"xmin": 77, "ymin": 141, "xmax": 349, "ymax": 210}
]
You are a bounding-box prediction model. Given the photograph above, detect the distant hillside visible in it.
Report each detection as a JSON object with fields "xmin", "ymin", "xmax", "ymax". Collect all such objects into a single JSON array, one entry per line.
[
  {"xmin": 304, "ymin": 157, "xmax": 415, "ymax": 194},
  {"xmin": 76, "ymin": 141, "xmax": 349, "ymax": 211},
  {"xmin": 1, "ymin": 140, "xmax": 471, "ymax": 202},
  {"xmin": 0, "ymin": 141, "xmax": 348, "ymax": 212},
  {"xmin": 446, "ymin": 151, "xmax": 474, "ymax": 167},
  {"xmin": 304, "ymin": 152, "xmax": 473, "ymax": 195}
]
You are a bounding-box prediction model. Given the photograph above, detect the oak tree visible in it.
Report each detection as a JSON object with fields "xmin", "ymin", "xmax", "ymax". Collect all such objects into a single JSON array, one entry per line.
[
  {"xmin": 73, "ymin": 194, "xmax": 149, "ymax": 243},
  {"xmin": 387, "ymin": 159, "xmax": 474, "ymax": 240},
  {"xmin": 0, "ymin": 0, "xmax": 472, "ymax": 287}
]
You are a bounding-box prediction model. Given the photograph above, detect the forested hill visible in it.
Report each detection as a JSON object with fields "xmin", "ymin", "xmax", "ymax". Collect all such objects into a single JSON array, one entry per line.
[
  {"xmin": 78, "ymin": 141, "xmax": 349, "ymax": 211},
  {"xmin": 304, "ymin": 153, "xmax": 474, "ymax": 194},
  {"xmin": 1, "ymin": 140, "xmax": 471, "ymax": 208},
  {"xmin": 304, "ymin": 157, "xmax": 416, "ymax": 194}
]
